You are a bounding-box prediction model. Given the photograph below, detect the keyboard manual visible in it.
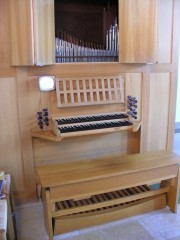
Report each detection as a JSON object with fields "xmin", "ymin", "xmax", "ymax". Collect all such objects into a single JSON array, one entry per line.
[{"xmin": 51, "ymin": 112, "xmax": 133, "ymax": 137}]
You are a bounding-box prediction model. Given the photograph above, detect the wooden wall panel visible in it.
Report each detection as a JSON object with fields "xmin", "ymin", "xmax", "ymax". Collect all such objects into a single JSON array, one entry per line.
[
  {"xmin": 33, "ymin": 0, "xmax": 55, "ymax": 65},
  {"xmin": 16, "ymin": 68, "xmax": 36, "ymax": 200},
  {"xmin": 0, "ymin": 0, "xmax": 10, "ymax": 67},
  {"xmin": 0, "ymin": 76, "xmax": 36, "ymax": 201},
  {"xmin": 146, "ymin": 73, "xmax": 170, "ymax": 151},
  {"xmin": 167, "ymin": 0, "xmax": 180, "ymax": 150},
  {"xmin": 8, "ymin": 0, "xmax": 34, "ymax": 66},
  {"xmin": 0, "ymin": 78, "xmax": 25, "ymax": 189},
  {"xmin": 157, "ymin": 0, "xmax": 173, "ymax": 63},
  {"xmin": 119, "ymin": 0, "xmax": 158, "ymax": 63},
  {"xmin": 33, "ymin": 131, "xmax": 140, "ymax": 167}
]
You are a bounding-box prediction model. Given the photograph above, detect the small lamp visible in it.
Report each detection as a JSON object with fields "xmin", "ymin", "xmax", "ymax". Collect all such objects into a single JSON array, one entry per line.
[{"xmin": 39, "ymin": 76, "xmax": 55, "ymax": 91}]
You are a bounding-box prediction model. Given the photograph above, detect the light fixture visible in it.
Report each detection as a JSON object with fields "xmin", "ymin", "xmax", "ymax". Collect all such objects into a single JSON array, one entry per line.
[{"xmin": 39, "ymin": 76, "xmax": 55, "ymax": 91}]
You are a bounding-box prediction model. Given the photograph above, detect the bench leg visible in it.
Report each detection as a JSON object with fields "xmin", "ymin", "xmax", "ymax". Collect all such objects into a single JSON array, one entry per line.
[
  {"xmin": 36, "ymin": 184, "xmax": 42, "ymax": 199},
  {"xmin": 160, "ymin": 171, "xmax": 179, "ymax": 213},
  {"xmin": 42, "ymin": 188, "xmax": 54, "ymax": 240}
]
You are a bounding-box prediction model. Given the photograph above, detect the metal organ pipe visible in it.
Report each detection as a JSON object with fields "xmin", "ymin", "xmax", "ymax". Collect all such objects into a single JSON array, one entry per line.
[{"xmin": 56, "ymin": 19, "xmax": 119, "ymax": 63}]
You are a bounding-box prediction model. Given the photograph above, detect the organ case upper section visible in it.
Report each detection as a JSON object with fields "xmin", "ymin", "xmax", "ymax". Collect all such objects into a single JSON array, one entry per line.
[{"xmin": 8, "ymin": 0, "xmax": 157, "ymax": 66}]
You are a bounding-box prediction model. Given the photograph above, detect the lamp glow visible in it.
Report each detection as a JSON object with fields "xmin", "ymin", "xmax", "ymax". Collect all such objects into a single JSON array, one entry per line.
[{"xmin": 39, "ymin": 76, "xmax": 55, "ymax": 91}]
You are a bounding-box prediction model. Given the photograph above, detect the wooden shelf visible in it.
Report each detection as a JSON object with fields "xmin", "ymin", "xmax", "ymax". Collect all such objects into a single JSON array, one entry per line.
[
  {"xmin": 31, "ymin": 131, "xmax": 62, "ymax": 142},
  {"xmin": 32, "ymin": 126, "xmax": 132, "ymax": 141}
]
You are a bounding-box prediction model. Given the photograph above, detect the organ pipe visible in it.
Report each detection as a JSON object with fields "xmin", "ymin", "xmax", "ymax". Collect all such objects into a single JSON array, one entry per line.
[{"xmin": 55, "ymin": 18, "xmax": 118, "ymax": 63}]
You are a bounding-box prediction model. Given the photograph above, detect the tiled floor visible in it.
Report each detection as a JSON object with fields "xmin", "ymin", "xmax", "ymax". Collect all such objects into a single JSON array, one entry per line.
[
  {"xmin": 15, "ymin": 203, "xmax": 180, "ymax": 240},
  {"xmin": 15, "ymin": 133, "xmax": 180, "ymax": 240}
]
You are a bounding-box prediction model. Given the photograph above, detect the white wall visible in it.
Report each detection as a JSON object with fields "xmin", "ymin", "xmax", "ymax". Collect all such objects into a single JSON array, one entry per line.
[{"xmin": 175, "ymin": 45, "xmax": 180, "ymax": 122}]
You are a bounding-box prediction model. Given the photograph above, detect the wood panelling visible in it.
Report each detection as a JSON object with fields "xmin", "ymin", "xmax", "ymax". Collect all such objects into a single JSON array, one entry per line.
[
  {"xmin": 0, "ymin": 0, "xmax": 10, "ymax": 67},
  {"xmin": 0, "ymin": 76, "xmax": 35, "ymax": 200},
  {"xmin": 157, "ymin": 0, "xmax": 173, "ymax": 63},
  {"xmin": 33, "ymin": 0, "xmax": 55, "ymax": 65},
  {"xmin": 0, "ymin": 77, "xmax": 24, "ymax": 190},
  {"xmin": 147, "ymin": 73, "xmax": 170, "ymax": 151},
  {"xmin": 33, "ymin": 131, "xmax": 140, "ymax": 167},
  {"xmin": 0, "ymin": 67, "xmax": 16, "ymax": 78},
  {"xmin": 119, "ymin": 0, "xmax": 158, "ymax": 63},
  {"xmin": 8, "ymin": 0, "xmax": 34, "ymax": 66},
  {"xmin": 8, "ymin": 0, "xmax": 55, "ymax": 66},
  {"xmin": 27, "ymin": 63, "xmax": 145, "ymax": 77},
  {"xmin": 16, "ymin": 68, "xmax": 36, "ymax": 200},
  {"xmin": 0, "ymin": 76, "xmax": 36, "ymax": 201},
  {"xmin": 140, "ymin": 65, "xmax": 151, "ymax": 152},
  {"xmin": 167, "ymin": 0, "xmax": 180, "ymax": 150}
]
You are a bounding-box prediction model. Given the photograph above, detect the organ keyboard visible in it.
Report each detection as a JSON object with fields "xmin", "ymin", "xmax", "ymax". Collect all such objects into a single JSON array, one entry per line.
[{"xmin": 51, "ymin": 112, "xmax": 133, "ymax": 138}]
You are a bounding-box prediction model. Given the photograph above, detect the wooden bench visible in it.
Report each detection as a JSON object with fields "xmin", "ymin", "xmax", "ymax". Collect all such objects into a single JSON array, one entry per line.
[{"xmin": 36, "ymin": 150, "xmax": 180, "ymax": 240}]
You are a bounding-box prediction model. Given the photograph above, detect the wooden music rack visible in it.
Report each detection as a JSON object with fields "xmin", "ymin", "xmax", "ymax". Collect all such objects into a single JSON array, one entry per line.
[{"xmin": 56, "ymin": 76, "xmax": 124, "ymax": 107}]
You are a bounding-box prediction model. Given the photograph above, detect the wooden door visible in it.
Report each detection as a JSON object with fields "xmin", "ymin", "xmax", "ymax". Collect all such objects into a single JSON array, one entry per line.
[
  {"xmin": 8, "ymin": 0, "xmax": 34, "ymax": 65},
  {"xmin": 33, "ymin": 0, "xmax": 55, "ymax": 66},
  {"xmin": 119, "ymin": 0, "xmax": 158, "ymax": 63},
  {"xmin": 8, "ymin": 0, "xmax": 55, "ymax": 66}
]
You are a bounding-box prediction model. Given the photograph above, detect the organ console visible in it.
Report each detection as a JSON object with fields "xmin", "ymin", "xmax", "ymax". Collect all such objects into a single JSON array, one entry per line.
[{"xmin": 32, "ymin": 75, "xmax": 141, "ymax": 141}]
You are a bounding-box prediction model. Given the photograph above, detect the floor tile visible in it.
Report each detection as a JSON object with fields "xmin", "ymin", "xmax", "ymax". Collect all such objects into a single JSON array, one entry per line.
[
  {"xmin": 64, "ymin": 221, "xmax": 154, "ymax": 240},
  {"xmin": 105, "ymin": 221, "xmax": 154, "ymax": 240},
  {"xmin": 16, "ymin": 202, "xmax": 44, "ymax": 222},
  {"xmin": 16, "ymin": 218, "xmax": 49, "ymax": 240},
  {"xmin": 138, "ymin": 209, "xmax": 180, "ymax": 240},
  {"xmin": 168, "ymin": 236, "xmax": 180, "ymax": 240},
  {"xmin": 54, "ymin": 231, "xmax": 79, "ymax": 240}
]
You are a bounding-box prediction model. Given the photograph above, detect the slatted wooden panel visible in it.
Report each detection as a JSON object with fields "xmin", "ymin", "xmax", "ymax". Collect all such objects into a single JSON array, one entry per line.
[
  {"xmin": 55, "ymin": 185, "xmax": 152, "ymax": 216},
  {"xmin": 56, "ymin": 76, "xmax": 125, "ymax": 107}
]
